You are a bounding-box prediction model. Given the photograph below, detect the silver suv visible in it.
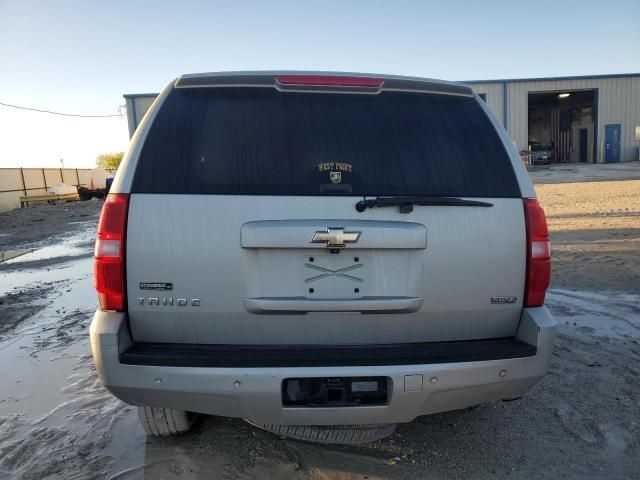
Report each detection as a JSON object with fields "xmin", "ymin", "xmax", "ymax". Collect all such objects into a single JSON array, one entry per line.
[{"xmin": 90, "ymin": 72, "xmax": 555, "ymax": 442}]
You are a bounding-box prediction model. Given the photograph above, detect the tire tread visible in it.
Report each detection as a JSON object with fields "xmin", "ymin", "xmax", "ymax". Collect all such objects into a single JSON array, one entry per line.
[
  {"xmin": 137, "ymin": 406, "xmax": 193, "ymax": 437},
  {"xmin": 249, "ymin": 422, "xmax": 396, "ymax": 445}
]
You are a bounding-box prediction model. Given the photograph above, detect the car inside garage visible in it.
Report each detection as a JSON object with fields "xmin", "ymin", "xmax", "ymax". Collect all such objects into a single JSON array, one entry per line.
[{"xmin": 528, "ymin": 89, "xmax": 597, "ymax": 164}]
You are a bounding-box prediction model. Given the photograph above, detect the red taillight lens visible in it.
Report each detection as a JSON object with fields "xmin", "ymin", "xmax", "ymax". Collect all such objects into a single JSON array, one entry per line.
[
  {"xmin": 95, "ymin": 194, "xmax": 129, "ymax": 311},
  {"xmin": 275, "ymin": 75, "xmax": 384, "ymax": 88},
  {"xmin": 524, "ymin": 199, "xmax": 551, "ymax": 307}
]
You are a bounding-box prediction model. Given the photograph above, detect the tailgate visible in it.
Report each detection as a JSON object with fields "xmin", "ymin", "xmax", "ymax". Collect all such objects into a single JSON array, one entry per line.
[{"xmin": 126, "ymin": 195, "xmax": 525, "ymax": 344}]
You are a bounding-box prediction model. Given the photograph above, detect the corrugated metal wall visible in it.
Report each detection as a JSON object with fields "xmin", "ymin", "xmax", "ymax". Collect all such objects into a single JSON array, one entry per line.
[
  {"xmin": 468, "ymin": 75, "xmax": 640, "ymax": 163},
  {"xmin": 468, "ymin": 82, "xmax": 506, "ymax": 126},
  {"xmin": 0, "ymin": 168, "xmax": 101, "ymax": 213}
]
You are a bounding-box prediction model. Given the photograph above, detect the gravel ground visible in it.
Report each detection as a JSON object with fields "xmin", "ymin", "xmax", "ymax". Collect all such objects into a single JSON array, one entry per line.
[{"xmin": 0, "ymin": 178, "xmax": 638, "ymax": 480}]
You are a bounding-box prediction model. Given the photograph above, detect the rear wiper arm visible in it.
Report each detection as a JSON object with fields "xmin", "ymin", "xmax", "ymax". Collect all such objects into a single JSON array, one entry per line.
[{"xmin": 355, "ymin": 196, "xmax": 493, "ymax": 213}]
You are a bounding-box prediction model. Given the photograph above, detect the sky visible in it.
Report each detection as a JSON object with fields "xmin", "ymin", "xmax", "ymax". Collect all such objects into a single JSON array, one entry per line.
[{"xmin": 0, "ymin": 0, "xmax": 638, "ymax": 168}]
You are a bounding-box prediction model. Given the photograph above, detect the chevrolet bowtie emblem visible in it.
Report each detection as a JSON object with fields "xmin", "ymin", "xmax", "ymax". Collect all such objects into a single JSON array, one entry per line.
[{"xmin": 311, "ymin": 228, "xmax": 361, "ymax": 248}]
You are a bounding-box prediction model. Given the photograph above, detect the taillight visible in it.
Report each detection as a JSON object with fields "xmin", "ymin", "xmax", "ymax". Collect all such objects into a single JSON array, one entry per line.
[
  {"xmin": 275, "ymin": 75, "xmax": 384, "ymax": 88},
  {"xmin": 524, "ymin": 199, "xmax": 551, "ymax": 307},
  {"xmin": 94, "ymin": 193, "xmax": 129, "ymax": 311}
]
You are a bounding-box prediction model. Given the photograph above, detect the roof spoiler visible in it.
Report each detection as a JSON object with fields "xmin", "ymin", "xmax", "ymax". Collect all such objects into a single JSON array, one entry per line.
[{"xmin": 174, "ymin": 71, "xmax": 473, "ymax": 97}]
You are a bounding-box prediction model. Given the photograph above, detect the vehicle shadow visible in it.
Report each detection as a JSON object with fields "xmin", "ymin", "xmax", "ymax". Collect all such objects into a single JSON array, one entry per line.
[
  {"xmin": 138, "ymin": 414, "xmax": 403, "ymax": 479},
  {"xmin": 132, "ymin": 406, "xmax": 502, "ymax": 480}
]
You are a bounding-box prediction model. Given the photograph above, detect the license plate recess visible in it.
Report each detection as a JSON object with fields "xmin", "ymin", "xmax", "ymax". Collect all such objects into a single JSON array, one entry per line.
[{"xmin": 282, "ymin": 376, "xmax": 388, "ymax": 407}]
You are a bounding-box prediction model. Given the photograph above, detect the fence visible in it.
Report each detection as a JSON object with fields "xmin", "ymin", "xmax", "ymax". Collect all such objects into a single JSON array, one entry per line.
[{"xmin": 0, "ymin": 168, "xmax": 114, "ymax": 213}]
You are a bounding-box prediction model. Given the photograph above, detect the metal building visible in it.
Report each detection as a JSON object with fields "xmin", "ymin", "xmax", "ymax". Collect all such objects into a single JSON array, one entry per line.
[
  {"xmin": 123, "ymin": 93, "xmax": 158, "ymax": 139},
  {"xmin": 125, "ymin": 73, "xmax": 640, "ymax": 164},
  {"xmin": 468, "ymin": 73, "xmax": 640, "ymax": 164}
]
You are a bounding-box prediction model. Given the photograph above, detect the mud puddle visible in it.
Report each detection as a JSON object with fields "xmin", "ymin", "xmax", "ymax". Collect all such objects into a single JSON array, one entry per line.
[
  {"xmin": 1, "ymin": 227, "xmax": 94, "ymax": 266},
  {"xmin": 0, "ymin": 234, "xmax": 145, "ymax": 479},
  {"xmin": 0, "ymin": 223, "xmax": 141, "ymax": 479},
  {"xmin": 0, "ymin": 272, "xmax": 94, "ymax": 417},
  {"xmin": 547, "ymin": 289, "xmax": 640, "ymax": 340},
  {"xmin": 3, "ymin": 244, "xmax": 85, "ymax": 265},
  {"xmin": 0, "ymin": 226, "xmax": 95, "ymax": 299},
  {"xmin": 0, "ymin": 259, "xmax": 90, "ymax": 298}
]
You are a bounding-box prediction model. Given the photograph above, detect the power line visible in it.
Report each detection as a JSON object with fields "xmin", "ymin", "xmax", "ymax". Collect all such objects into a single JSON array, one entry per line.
[{"xmin": 0, "ymin": 101, "xmax": 124, "ymax": 118}]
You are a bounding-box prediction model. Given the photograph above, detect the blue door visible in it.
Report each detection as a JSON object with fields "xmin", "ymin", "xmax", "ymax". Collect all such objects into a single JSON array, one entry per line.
[{"xmin": 604, "ymin": 124, "xmax": 621, "ymax": 163}]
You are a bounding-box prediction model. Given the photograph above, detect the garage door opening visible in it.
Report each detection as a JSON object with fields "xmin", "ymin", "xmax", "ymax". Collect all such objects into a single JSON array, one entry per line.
[{"xmin": 528, "ymin": 90, "xmax": 597, "ymax": 164}]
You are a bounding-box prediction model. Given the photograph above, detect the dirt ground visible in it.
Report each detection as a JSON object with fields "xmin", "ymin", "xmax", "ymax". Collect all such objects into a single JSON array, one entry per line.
[
  {"xmin": 0, "ymin": 179, "xmax": 638, "ymax": 480},
  {"xmin": 539, "ymin": 180, "xmax": 640, "ymax": 291}
]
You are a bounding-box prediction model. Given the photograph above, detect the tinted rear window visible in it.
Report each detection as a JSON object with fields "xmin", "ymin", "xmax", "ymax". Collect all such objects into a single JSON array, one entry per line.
[{"xmin": 132, "ymin": 88, "xmax": 520, "ymax": 197}]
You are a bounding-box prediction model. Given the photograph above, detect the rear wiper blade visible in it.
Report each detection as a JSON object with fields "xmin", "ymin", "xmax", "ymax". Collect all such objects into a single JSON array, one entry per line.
[{"xmin": 355, "ymin": 196, "xmax": 493, "ymax": 213}]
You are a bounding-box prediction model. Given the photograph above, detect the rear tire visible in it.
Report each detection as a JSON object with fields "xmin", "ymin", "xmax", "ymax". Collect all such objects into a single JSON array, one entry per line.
[
  {"xmin": 137, "ymin": 406, "xmax": 195, "ymax": 436},
  {"xmin": 248, "ymin": 422, "xmax": 397, "ymax": 444}
]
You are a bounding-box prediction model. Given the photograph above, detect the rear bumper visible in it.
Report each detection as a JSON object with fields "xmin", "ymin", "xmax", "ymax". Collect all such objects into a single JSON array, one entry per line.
[{"xmin": 90, "ymin": 308, "xmax": 556, "ymax": 425}]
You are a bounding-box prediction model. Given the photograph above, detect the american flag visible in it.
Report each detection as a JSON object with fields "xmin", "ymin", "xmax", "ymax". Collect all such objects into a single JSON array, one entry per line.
[{"xmin": 551, "ymin": 108, "xmax": 572, "ymax": 162}]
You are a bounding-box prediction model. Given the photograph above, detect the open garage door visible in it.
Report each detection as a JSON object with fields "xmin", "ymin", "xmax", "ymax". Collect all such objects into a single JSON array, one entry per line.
[{"xmin": 528, "ymin": 90, "xmax": 596, "ymax": 164}]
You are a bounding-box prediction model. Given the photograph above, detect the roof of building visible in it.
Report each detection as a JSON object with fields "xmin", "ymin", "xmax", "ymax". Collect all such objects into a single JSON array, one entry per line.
[
  {"xmin": 463, "ymin": 72, "xmax": 640, "ymax": 84},
  {"xmin": 123, "ymin": 93, "xmax": 159, "ymax": 99}
]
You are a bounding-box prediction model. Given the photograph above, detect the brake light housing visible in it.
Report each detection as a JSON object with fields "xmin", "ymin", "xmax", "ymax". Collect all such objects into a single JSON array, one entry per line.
[
  {"xmin": 523, "ymin": 198, "xmax": 551, "ymax": 307},
  {"xmin": 94, "ymin": 194, "xmax": 129, "ymax": 311},
  {"xmin": 275, "ymin": 75, "xmax": 384, "ymax": 88}
]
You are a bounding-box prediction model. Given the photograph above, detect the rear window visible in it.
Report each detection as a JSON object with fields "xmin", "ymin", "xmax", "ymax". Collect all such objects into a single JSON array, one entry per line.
[{"xmin": 132, "ymin": 88, "xmax": 520, "ymax": 197}]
